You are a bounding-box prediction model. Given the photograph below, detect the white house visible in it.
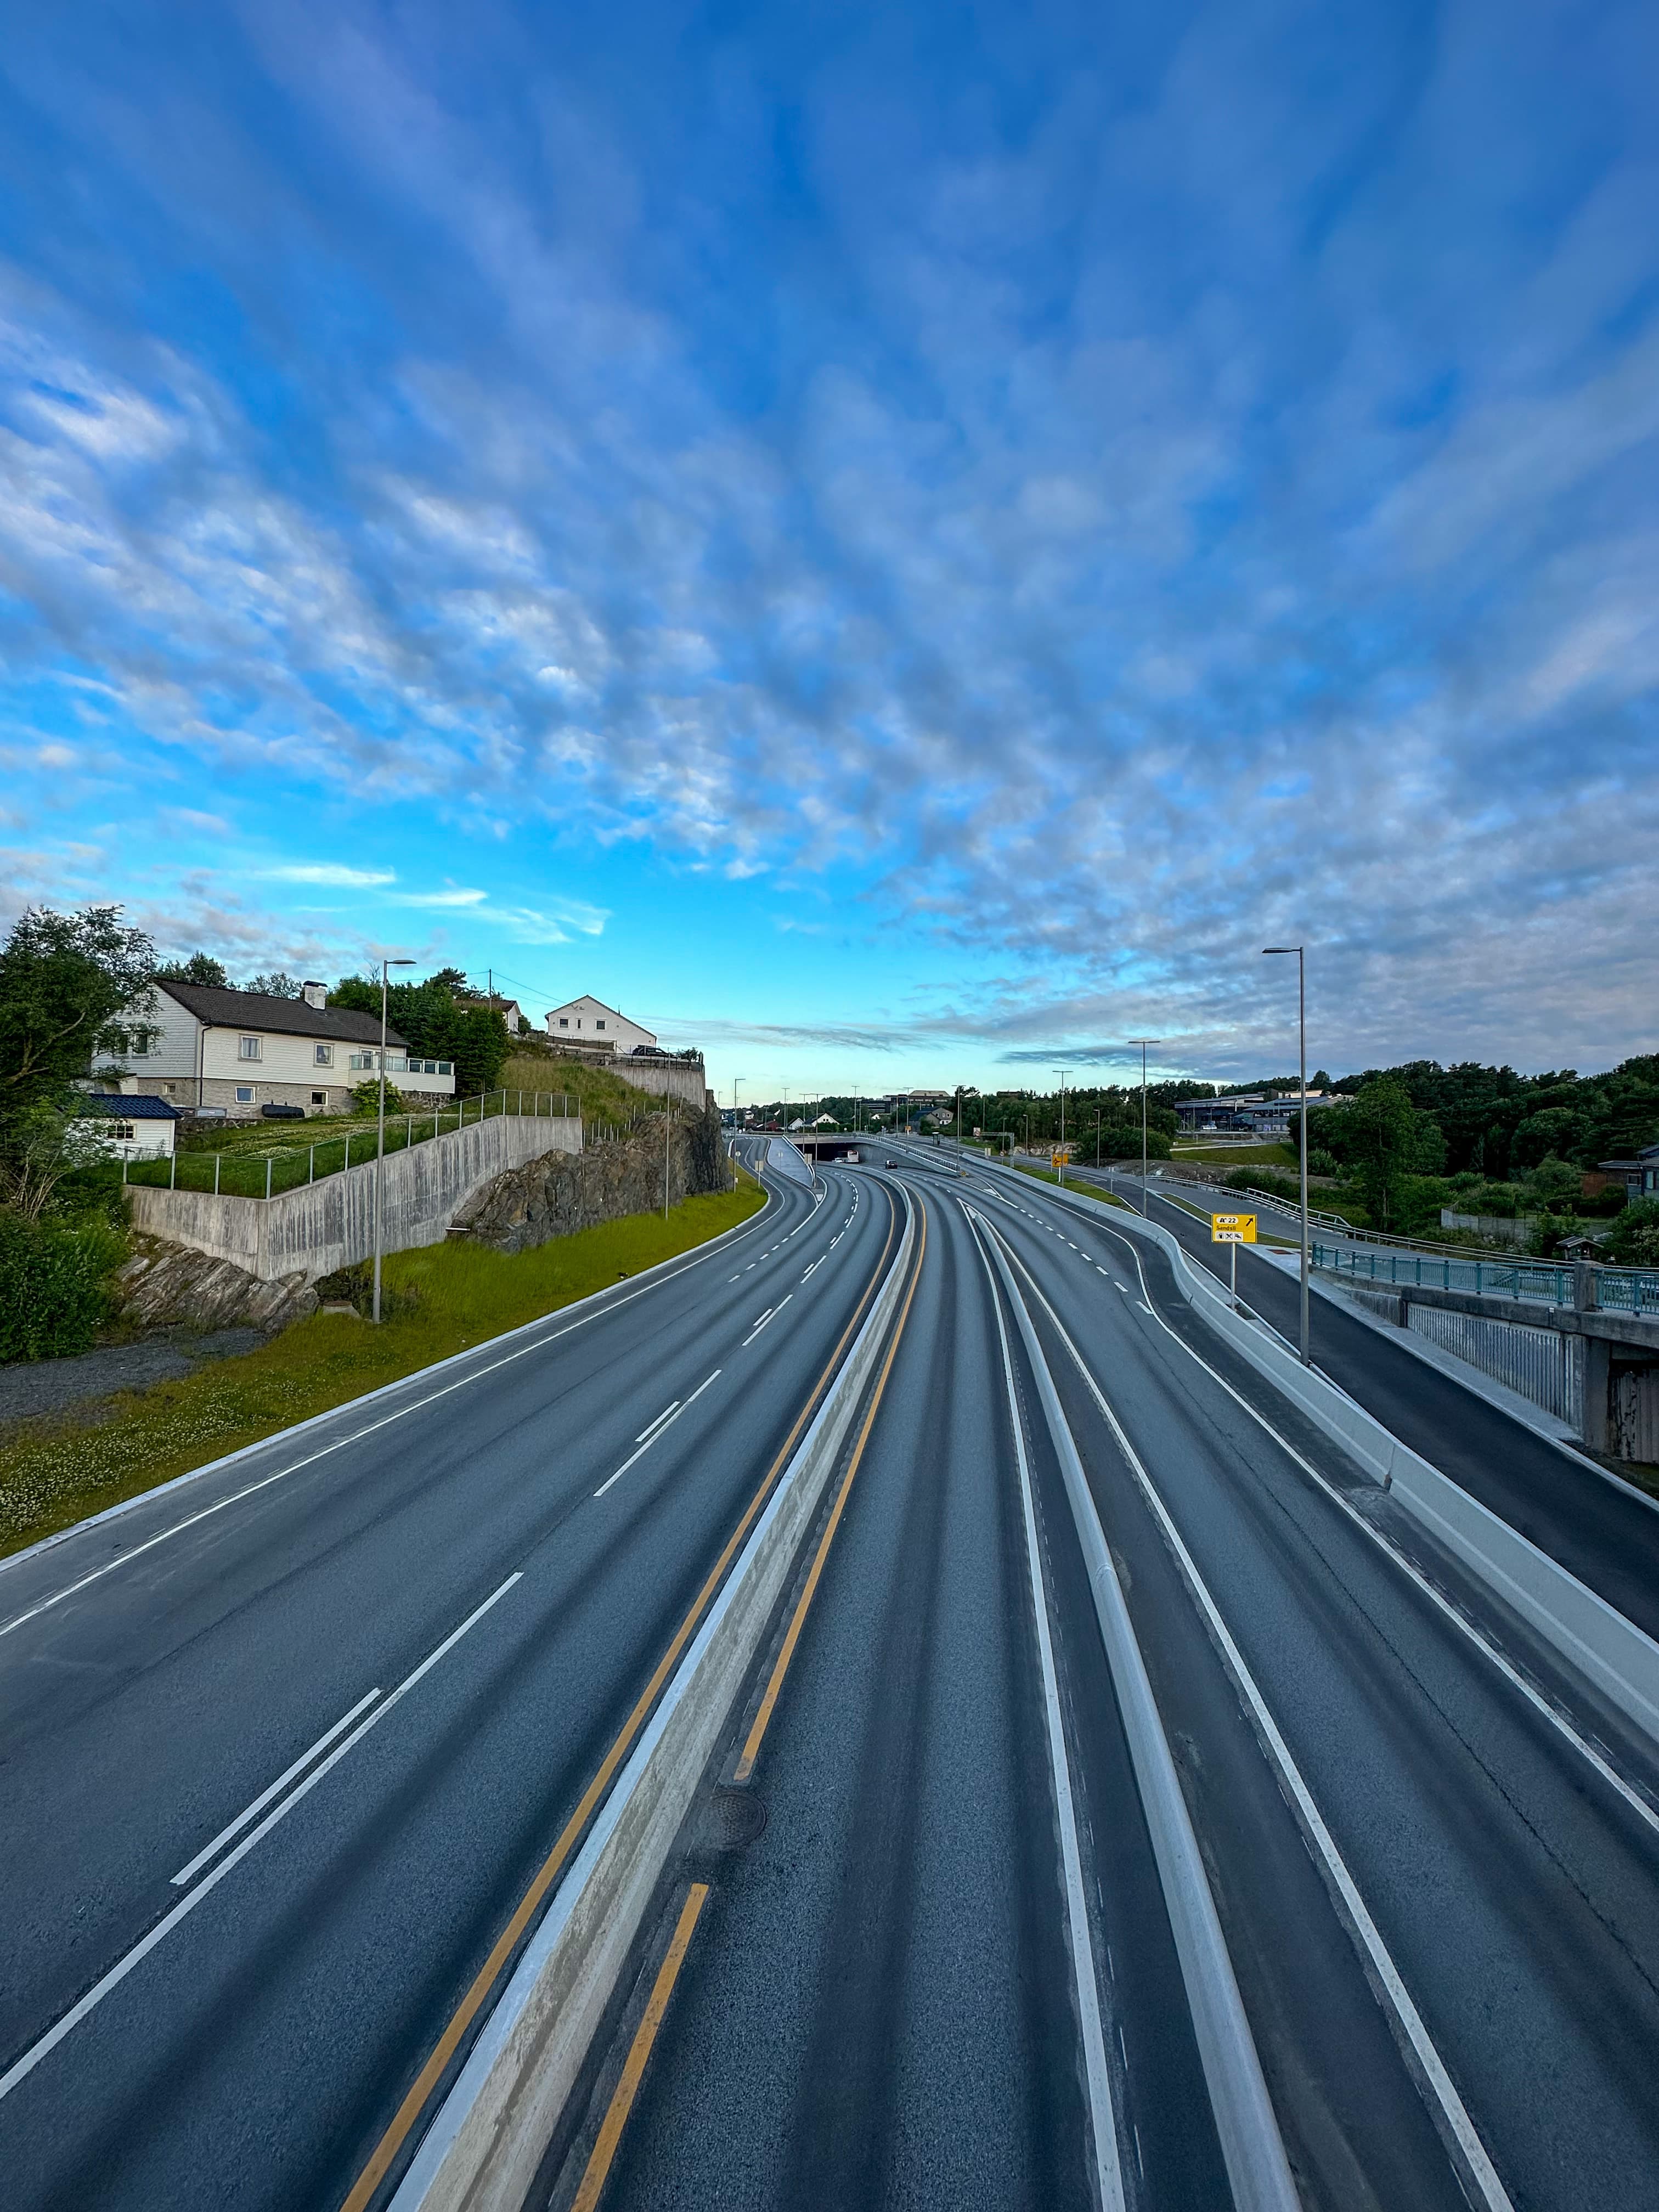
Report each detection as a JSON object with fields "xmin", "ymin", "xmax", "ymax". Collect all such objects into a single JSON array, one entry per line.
[
  {"xmin": 120, "ymin": 980, "xmax": 456, "ymax": 1116},
  {"xmin": 543, "ymin": 994, "xmax": 657, "ymax": 1056},
  {"xmin": 81, "ymin": 1092, "xmax": 181, "ymax": 1160}
]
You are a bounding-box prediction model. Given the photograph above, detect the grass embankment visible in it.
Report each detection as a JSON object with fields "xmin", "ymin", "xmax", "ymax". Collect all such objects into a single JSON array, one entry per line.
[
  {"xmin": 0, "ymin": 1176, "xmax": 765, "ymax": 1562},
  {"xmin": 1171, "ymin": 1141, "xmax": 1300, "ymax": 1166},
  {"xmin": 500, "ymin": 1052, "xmax": 682, "ymax": 1136}
]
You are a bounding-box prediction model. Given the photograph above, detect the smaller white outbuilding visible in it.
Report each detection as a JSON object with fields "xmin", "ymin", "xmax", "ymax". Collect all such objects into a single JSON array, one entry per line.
[{"xmin": 81, "ymin": 1093, "xmax": 182, "ymax": 1160}]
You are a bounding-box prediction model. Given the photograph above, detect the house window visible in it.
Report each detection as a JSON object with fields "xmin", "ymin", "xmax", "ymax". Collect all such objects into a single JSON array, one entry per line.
[
  {"xmin": 235, "ymin": 1085, "xmax": 254, "ymax": 1103},
  {"xmin": 312, "ymin": 1091, "xmax": 327, "ymax": 1105},
  {"xmin": 558, "ymin": 1017, "xmax": 569, "ymax": 1028},
  {"xmin": 596, "ymin": 1019, "xmax": 606, "ymax": 1030},
  {"xmin": 114, "ymin": 1123, "xmax": 135, "ymax": 1142},
  {"xmin": 314, "ymin": 1043, "xmax": 334, "ymax": 1067},
  {"xmin": 239, "ymin": 1035, "xmax": 262, "ymax": 1061}
]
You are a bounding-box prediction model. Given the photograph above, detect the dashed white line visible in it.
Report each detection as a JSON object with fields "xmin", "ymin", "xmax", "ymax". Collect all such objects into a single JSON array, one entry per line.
[
  {"xmin": 594, "ymin": 1371, "xmax": 723, "ymax": 1498},
  {"xmin": 740, "ymin": 1295, "xmax": 793, "ymax": 1347},
  {"xmin": 1, "ymin": 1574, "xmax": 522, "ymax": 2104},
  {"xmin": 635, "ymin": 1398, "xmax": 681, "ymax": 1444}
]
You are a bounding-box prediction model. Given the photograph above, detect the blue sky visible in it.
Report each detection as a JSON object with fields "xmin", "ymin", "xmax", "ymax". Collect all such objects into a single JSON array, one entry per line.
[{"xmin": 2, "ymin": 0, "xmax": 1655, "ymax": 1100}]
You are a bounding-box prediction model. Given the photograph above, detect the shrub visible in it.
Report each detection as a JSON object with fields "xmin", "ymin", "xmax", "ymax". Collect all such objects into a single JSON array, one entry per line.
[
  {"xmin": 349, "ymin": 1080, "xmax": 408, "ymax": 1115},
  {"xmin": 0, "ymin": 1214, "xmax": 123, "ymax": 1362},
  {"xmin": 1604, "ymin": 1197, "xmax": 1659, "ymax": 1268}
]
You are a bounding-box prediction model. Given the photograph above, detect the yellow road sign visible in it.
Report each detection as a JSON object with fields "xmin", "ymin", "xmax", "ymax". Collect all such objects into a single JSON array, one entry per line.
[{"xmin": 1211, "ymin": 1212, "xmax": 1257, "ymax": 1243}]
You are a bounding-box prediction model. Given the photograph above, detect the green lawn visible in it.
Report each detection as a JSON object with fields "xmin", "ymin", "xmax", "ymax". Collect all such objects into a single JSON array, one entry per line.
[
  {"xmin": 0, "ymin": 1176, "xmax": 765, "ymax": 1561},
  {"xmin": 1171, "ymin": 1141, "xmax": 1300, "ymax": 1165}
]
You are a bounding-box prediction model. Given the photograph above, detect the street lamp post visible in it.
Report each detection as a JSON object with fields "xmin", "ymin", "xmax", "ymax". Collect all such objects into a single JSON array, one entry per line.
[
  {"xmin": 373, "ymin": 957, "xmax": 416, "ymax": 1324},
  {"xmin": 1130, "ymin": 1039, "xmax": 1160, "ymax": 1215},
  {"xmin": 1053, "ymin": 1069, "xmax": 1070, "ymax": 1185},
  {"xmin": 1264, "ymin": 946, "xmax": 1311, "ymax": 1365}
]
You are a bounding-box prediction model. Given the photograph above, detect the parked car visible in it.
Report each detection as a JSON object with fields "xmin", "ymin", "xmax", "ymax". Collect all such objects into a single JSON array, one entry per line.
[{"xmin": 261, "ymin": 1102, "xmax": 306, "ymax": 1120}]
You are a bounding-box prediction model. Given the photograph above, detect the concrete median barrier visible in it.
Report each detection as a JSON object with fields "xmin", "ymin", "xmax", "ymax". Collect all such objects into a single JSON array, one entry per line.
[{"xmin": 391, "ymin": 1190, "xmax": 917, "ymax": 2212}]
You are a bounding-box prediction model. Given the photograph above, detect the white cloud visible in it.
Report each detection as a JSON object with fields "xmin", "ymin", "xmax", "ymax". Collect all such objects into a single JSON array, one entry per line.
[{"xmin": 261, "ymin": 864, "xmax": 398, "ymax": 887}]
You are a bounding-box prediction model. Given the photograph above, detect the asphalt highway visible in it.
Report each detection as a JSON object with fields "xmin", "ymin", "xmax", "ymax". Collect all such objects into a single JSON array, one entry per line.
[
  {"xmin": 540, "ymin": 1152, "xmax": 1659, "ymax": 2212},
  {"xmin": 1057, "ymin": 1156, "xmax": 1659, "ymax": 1645},
  {"xmin": 0, "ymin": 1147, "xmax": 899, "ymax": 2211},
  {"xmin": 7, "ymin": 1138, "xmax": 1659, "ymax": 2211}
]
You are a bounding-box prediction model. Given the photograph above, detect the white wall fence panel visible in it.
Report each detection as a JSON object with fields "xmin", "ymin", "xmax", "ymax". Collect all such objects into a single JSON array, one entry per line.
[
  {"xmin": 129, "ymin": 1112, "xmax": 580, "ymax": 1282},
  {"xmin": 1407, "ymin": 1304, "xmax": 1583, "ymax": 1429}
]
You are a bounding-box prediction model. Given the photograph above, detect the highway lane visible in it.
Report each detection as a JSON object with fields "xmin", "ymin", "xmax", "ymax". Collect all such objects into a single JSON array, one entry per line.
[
  {"xmin": 1132, "ymin": 1163, "xmax": 1659, "ymax": 1638},
  {"xmin": 985, "ymin": 1149, "xmax": 1659, "ymax": 1650},
  {"xmin": 0, "ymin": 1152, "xmax": 902, "ymax": 2212},
  {"xmin": 965, "ymin": 1163, "xmax": 1659, "ymax": 2211},
  {"xmin": 552, "ymin": 1174, "xmax": 1235, "ymax": 2212}
]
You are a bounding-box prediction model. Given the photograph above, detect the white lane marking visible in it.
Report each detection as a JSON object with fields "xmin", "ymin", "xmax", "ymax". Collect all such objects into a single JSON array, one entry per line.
[
  {"xmin": 802, "ymin": 1257, "xmax": 823, "ymax": 1282},
  {"xmin": 1005, "ymin": 1249, "xmax": 1516, "ymax": 2212},
  {"xmin": 972, "ymin": 1217, "xmax": 1127, "ymax": 2211},
  {"xmin": 831, "ymin": 1233, "xmax": 843, "ymax": 1248},
  {"xmin": 740, "ymin": 1295, "xmax": 793, "ymax": 1348},
  {"xmin": 594, "ymin": 1372, "xmax": 723, "ymax": 1498},
  {"xmin": 1137, "ymin": 1302, "xmax": 1155, "ymax": 1316},
  {"xmin": 1098, "ymin": 1266, "xmax": 1111, "ymax": 1277},
  {"xmin": 0, "ymin": 1188, "xmax": 786, "ymax": 1643},
  {"xmin": 635, "ymin": 1400, "xmax": 681, "ymax": 1445},
  {"xmin": 0, "ymin": 1574, "xmax": 521, "ymax": 2105},
  {"xmin": 1094, "ymin": 1223, "xmax": 1659, "ymax": 1844},
  {"xmin": 171, "ymin": 1689, "xmax": 382, "ymax": 1887}
]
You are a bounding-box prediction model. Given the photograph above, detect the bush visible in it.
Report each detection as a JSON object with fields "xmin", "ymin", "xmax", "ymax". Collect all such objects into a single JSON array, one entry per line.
[
  {"xmin": 1604, "ymin": 1197, "xmax": 1659, "ymax": 1268},
  {"xmin": 0, "ymin": 1214, "xmax": 123, "ymax": 1362},
  {"xmin": 349, "ymin": 1080, "xmax": 408, "ymax": 1116}
]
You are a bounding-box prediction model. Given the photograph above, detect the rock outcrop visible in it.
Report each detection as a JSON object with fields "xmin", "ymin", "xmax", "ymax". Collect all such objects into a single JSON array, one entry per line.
[
  {"xmin": 115, "ymin": 1238, "xmax": 318, "ymax": 1333},
  {"xmin": 450, "ymin": 1106, "xmax": 727, "ymax": 1256}
]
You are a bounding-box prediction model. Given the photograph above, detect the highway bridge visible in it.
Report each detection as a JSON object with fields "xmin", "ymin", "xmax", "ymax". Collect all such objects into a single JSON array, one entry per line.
[{"xmin": 2, "ymin": 1136, "xmax": 1657, "ymax": 2211}]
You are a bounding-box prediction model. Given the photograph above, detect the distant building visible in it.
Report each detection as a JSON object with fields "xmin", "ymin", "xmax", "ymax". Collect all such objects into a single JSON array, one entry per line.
[
  {"xmin": 1172, "ymin": 1090, "xmax": 1345, "ymax": 1136},
  {"xmin": 118, "ymin": 979, "xmax": 456, "ymax": 1116},
  {"xmin": 460, "ymin": 991, "xmax": 527, "ymax": 1036},
  {"xmin": 1599, "ymin": 1144, "xmax": 1659, "ymax": 1201},
  {"xmin": 543, "ymin": 994, "xmax": 657, "ymax": 1056}
]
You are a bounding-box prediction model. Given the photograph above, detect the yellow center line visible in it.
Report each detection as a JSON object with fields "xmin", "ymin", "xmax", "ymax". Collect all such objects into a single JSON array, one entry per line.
[
  {"xmin": 569, "ymin": 1882, "xmax": 710, "ymax": 2212},
  {"xmin": 734, "ymin": 1194, "xmax": 929, "ymax": 1784},
  {"xmin": 338, "ymin": 1186, "xmax": 900, "ymax": 2212}
]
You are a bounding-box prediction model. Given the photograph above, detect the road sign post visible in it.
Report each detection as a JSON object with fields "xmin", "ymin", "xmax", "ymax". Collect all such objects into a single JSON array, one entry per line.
[{"xmin": 1211, "ymin": 1213, "xmax": 1256, "ymax": 1310}]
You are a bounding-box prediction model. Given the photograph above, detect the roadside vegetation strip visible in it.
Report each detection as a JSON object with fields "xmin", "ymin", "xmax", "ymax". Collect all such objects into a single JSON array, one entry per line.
[{"xmin": 0, "ymin": 1181, "xmax": 765, "ymax": 1562}]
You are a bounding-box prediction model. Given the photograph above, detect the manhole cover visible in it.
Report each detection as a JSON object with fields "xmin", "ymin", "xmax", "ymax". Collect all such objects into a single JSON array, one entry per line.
[{"xmin": 699, "ymin": 1785, "xmax": 767, "ymax": 1853}]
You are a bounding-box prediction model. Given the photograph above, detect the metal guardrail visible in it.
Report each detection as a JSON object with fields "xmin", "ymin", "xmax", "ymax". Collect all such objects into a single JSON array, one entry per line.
[{"xmin": 1312, "ymin": 1242, "xmax": 1659, "ymax": 1318}]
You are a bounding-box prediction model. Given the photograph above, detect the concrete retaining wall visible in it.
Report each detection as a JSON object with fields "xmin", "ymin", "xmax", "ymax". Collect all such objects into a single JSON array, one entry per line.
[{"xmin": 127, "ymin": 1113, "xmax": 581, "ymax": 1282}]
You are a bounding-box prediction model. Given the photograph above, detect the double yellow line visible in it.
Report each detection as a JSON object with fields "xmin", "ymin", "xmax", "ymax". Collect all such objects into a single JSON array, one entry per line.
[{"xmin": 342, "ymin": 1185, "xmax": 904, "ymax": 2212}]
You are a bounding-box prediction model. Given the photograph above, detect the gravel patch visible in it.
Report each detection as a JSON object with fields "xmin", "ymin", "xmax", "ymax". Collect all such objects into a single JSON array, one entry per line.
[{"xmin": 0, "ymin": 1330, "xmax": 267, "ymax": 1431}]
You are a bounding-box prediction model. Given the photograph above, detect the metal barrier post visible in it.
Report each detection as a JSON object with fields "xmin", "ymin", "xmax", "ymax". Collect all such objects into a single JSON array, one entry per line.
[
  {"xmin": 170, "ymin": 1150, "xmax": 176, "ymax": 1190},
  {"xmin": 215, "ymin": 1153, "xmax": 222, "ymax": 1196},
  {"xmin": 265, "ymin": 1156, "xmax": 272, "ymax": 1201}
]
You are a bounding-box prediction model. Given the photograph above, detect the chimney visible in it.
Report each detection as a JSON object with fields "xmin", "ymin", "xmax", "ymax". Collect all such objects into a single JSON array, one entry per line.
[{"xmin": 302, "ymin": 980, "xmax": 328, "ymax": 1010}]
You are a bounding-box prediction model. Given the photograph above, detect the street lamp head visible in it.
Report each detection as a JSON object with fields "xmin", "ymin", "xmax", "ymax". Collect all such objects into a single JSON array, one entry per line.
[{"xmin": 1262, "ymin": 946, "xmax": 1299, "ymax": 955}]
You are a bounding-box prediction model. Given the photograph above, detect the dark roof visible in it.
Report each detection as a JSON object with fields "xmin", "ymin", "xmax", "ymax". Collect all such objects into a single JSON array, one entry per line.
[
  {"xmin": 84, "ymin": 1093, "xmax": 181, "ymax": 1119},
  {"xmin": 154, "ymin": 980, "xmax": 406, "ymax": 1047}
]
